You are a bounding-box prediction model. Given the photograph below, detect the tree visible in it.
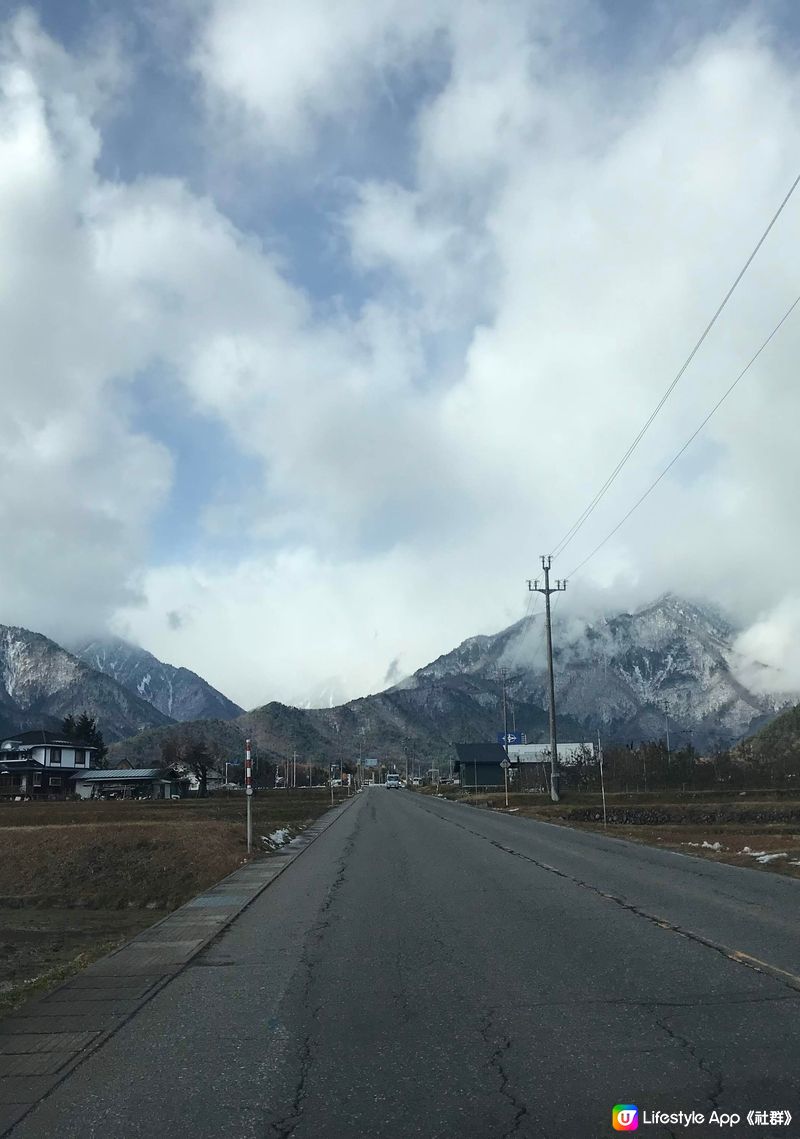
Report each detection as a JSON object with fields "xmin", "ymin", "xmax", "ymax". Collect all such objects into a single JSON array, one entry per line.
[
  {"xmin": 183, "ymin": 738, "xmax": 212, "ymax": 798},
  {"xmin": 158, "ymin": 733, "xmax": 182, "ymax": 774},
  {"xmin": 63, "ymin": 711, "xmax": 108, "ymax": 768}
]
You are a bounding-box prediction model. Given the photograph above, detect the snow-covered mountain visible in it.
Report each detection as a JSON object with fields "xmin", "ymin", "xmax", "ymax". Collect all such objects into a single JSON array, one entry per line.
[
  {"xmin": 404, "ymin": 594, "xmax": 794, "ymax": 749},
  {"xmin": 0, "ymin": 626, "xmax": 173, "ymax": 741},
  {"xmin": 107, "ymin": 594, "xmax": 797, "ymax": 769},
  {"xmin": 70, "ymin": 636, "xmax": 243, "ymax": 723}
]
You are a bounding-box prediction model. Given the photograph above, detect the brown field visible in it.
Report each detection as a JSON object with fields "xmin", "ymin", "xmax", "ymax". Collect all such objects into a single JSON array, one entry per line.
[{"xmin": 0, "ymin": 789, "xmax": 346, "ymax": 1015}]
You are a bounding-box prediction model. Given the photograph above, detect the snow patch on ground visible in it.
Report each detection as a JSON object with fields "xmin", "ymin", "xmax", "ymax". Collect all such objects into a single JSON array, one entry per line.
[
  {"xmin": 740, "ymin": 846, "xmax": 788, "ymax": 863},
  {"xmin": 261, "ymin": 829, "xmax": 291, "ymax": 849}
]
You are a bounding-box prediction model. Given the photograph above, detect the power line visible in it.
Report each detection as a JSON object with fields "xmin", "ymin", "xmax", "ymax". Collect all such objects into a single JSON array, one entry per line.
[
  {"xmin": 550, "ymin": 172, "xmax": 800, "ymax": 561},
  {"xmin": 566, "ymin": 289, "xmax": 800, "ymax": 579}
]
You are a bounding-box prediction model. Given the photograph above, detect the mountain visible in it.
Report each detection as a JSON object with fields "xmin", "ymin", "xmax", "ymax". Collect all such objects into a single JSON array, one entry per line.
[
  {"xmin": 106, "ymin": 594, "xmax": 797, "ymax": 770},
  {"xmin": 733, "ymin": 701, "xmax": 800, "ymax": 770},
  {"xmin": 0, "ymin": 626, "xmax": 174, "ymax": 741},
  {"xmin": 71, "ymin": 636, "xmax": 244, "ymax": 723},
  {"xmin": 405, "ymin": 593, "xmax": 793, "ymax": 751}
]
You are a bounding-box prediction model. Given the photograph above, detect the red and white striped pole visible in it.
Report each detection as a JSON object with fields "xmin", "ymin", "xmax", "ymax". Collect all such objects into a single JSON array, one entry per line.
[{"xmin": 245, "ymin": 738, "xmax": 253, "ymax": 853}]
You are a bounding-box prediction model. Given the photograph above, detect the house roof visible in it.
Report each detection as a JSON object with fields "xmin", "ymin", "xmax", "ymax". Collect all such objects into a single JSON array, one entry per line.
[
  {"xmin": 73, "ymin": 768, "xmax": 170, "ymax": 782},
  {"xmin": 2, "ymin": 730, "xmax": 97, "ymax": 749},
  {"xmin": 0, "ymin": 758, "xmax": 45, "ymax": 773}
]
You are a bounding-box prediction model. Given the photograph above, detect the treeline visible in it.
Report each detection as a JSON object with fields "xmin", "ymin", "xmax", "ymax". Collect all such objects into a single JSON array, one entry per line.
[
  {"xmin": 157, "ymin": 731, "xmax": 333, "ymax": 796},
  {"xmin": 517, "ymin": 738, "xmax": 800, "ymax": 794}
]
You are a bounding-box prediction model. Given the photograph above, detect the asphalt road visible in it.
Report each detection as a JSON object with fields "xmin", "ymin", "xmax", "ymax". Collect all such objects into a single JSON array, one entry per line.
[{"xmin": 12, "ymin": 790, "xmax": 800, "ymax": 1139}]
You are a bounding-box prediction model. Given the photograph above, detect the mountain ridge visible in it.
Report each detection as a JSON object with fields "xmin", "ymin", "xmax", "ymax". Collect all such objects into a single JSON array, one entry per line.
[
  {"xmin": 106, "ymin": 594, "xmax": 798, "ymax": 770},
  {"xmin": 70, "ymin": 635, "xmax": 244, "ymax": 723},
  {"xmin": 0, "ymin": 625, "xmax": 174, "ymax": 741}
]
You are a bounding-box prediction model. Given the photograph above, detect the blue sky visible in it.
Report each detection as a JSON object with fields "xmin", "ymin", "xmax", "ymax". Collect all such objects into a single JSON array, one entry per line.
[{"xmin": 4, "ymin": 0, "xmax": 800, "ymax": 707}]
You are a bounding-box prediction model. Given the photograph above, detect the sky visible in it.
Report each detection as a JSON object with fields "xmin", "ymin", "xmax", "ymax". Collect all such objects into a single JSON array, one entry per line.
[{"xmin": 3, "ymin": 0, "xmax": 800, "ymax": 709}]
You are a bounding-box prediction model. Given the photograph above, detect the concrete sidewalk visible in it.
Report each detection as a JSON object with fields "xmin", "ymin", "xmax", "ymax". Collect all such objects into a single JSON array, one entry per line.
[{"xmin": 0, "ymin": 798, "xmax": 353, "ymax": 1135}]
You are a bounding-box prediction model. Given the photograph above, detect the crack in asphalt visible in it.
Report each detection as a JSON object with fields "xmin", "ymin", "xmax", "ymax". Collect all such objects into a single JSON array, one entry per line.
[
  {"xmin": 479, "ymin": 1009, "xmax": 534, "ymax": 1139},
  {"xmin": 654, "ymin": 1013, "xmax": 724, "ymax": 1110},
  {"xmin": 265, "ymin": 810, "xmax": 363, "ymax": 1138},
  {"xmin": 417, "ymin": 800, "xmax": 800, "ymax": 998},
  {"xmin": 414, "ymin": 797, "xmax": 795, "ymax": 1132}
]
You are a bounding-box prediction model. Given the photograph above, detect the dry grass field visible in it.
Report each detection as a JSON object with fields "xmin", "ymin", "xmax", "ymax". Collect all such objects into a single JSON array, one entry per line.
[{"xmin": 0, "ymin": 789, "xmax": 347, "ymax": 1014}]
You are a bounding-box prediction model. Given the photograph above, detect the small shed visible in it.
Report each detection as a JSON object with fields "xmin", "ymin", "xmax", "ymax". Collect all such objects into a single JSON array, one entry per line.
[
  {"xmin": 454, "ymin": 742, "xmax": 509, "ymax": 789},
  {"xmin": 73, "ymin": 769, "xmax": 178, "ymax": 800}
]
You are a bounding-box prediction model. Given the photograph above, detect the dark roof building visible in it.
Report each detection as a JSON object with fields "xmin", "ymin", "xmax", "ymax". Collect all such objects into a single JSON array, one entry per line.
[
  {"xmin": 0, "ymin": 730, "xmax": 101, "ymax": 798},
  {"xmin": 3, "ymin": 729, "xmax": 96, "ymax": 749},
  {"xmin": 454, "ymin": 742, "xmax": 509, "ymax": 789}
]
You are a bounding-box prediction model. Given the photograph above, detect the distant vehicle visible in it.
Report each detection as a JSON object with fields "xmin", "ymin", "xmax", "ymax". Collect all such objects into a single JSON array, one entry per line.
[
  {"xmin": 385, "ymin": 773, "xmax": 402, "ymax": 789},
  {"xmin": 331, "ymin": 778, "xmax": 342, "ymax": 787},
  {"xmin": 411, "ymin": 778, "xmax": 421, "ymax": 786}
]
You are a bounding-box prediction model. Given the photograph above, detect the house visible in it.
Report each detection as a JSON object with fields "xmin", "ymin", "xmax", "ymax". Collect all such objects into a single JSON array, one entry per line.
[
  {"xmin": 74, "ymin": 768, "xmax": 181, "ymax": 800},
  {"xmin": 453, "ymin": 742, "xmax": 510, "ymax": 789},
  {"xmin": 504, "ymin": 742, "xmax": 596, "ymax": 792},
  {"xmin": 0, "ymin": 730, "xmax": 100, "ymax": 799},
  {"xmin": 506, "ymin": 742, "xmax": 595, "ymax": 766}
]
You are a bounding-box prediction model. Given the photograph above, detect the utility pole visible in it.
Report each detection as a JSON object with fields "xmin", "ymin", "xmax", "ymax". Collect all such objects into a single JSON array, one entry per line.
[
  {"xmin": 499, "ymin": 668, "xmax": 510, "ymax": 808},
  {"xmin": 528, "ymin": 556, "xmax": 567, "ymax": 802},
  {"xmin": 245, "ymin": 739, "xmax": 253, "ymax": 853},
  {"xmin": 597, "ymin": 728, "xmax": 607, "ymax": 829}
]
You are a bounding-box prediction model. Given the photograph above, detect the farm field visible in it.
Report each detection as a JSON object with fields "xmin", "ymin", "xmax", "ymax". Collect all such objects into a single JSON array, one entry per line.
[{"xmin": 0, "ymin": 789, "xmax": 347, "ymax": 1013}]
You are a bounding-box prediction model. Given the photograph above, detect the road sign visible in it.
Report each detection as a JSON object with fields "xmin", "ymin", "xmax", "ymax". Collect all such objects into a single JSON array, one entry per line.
[
  {"xmin": 497, "ymin": 731, "xmax": 525, "ymax": 746},
  {"xmin": 363, "ymin": 758, "xmax": 378, "ymax": 768},
  {"xmin": 500, "ymin": 758, "xmax": 511, "ymax": 769}
]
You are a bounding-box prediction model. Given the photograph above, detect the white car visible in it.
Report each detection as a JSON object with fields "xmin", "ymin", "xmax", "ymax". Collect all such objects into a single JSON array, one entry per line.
[{"xmin": 385, "ymin": 774, "xmax": 402, "ymax": 789}]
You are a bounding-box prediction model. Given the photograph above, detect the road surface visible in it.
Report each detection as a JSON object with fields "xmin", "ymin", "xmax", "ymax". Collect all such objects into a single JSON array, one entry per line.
[{"xmin": 11, "ymin": 790, "xmax": 800, "ymax": 1138}]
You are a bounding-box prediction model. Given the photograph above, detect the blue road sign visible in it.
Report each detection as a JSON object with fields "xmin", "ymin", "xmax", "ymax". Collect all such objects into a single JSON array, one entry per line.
[{"xmin": 497, "ymin": 732, "xmax": 525, "ymax": 745}]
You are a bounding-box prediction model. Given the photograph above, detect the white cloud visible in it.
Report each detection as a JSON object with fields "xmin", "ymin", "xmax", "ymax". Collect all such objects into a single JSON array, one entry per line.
[
  {"xmin": 192, "ymin": 0, "xmax": 447, "ymax": 152},
  {"xmin": 733, "ymin": 598, "xmax": 800, "ymax": 697},
  {"xmin": 5, "ymin": 4, "xmax": 800, "ymax": 713},
  {"xmin": 0, "ymin": 12, "xmax": 171, "ymax": 638}
]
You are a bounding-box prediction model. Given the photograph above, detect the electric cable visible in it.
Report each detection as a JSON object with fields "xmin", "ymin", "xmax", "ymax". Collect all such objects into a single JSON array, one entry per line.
[
  {"xmin": 550, "ymin": 172, "xmax": 800, "ymax": 561},
  {"xmin": 566, "ymin": 289, "xmax": 800, "ymax": 580}
]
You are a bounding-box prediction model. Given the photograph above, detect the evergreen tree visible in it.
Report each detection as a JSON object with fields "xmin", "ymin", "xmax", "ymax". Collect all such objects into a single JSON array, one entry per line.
[
  {"xmin": 73, "ymin": 712, "xmax": 108, "ymax": 768},
  {"xmin": 61, "ymin": 714, "xmax": 77, "ymax": 739}
]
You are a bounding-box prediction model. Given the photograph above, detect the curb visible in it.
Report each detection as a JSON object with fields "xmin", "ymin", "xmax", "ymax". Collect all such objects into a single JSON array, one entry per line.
[{"xmin": 0, "ymin": 796, "xmax": 356, "ymax": 1136}]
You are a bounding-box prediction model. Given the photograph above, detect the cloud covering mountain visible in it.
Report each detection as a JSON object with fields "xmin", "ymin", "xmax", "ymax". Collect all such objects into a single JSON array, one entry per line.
[{"xmin": 3, "ymin": 3, "xmax": 800, "ymax": 708}]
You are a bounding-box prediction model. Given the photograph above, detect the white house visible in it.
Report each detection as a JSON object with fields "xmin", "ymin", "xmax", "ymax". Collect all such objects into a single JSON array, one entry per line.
[
  {"xmin": 506, "ymin": 742, "xmax": 595, "ymax": 767},
  {"xmin": 0, "ymin": 730, "xmax": 99, "ymax": 798}
]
